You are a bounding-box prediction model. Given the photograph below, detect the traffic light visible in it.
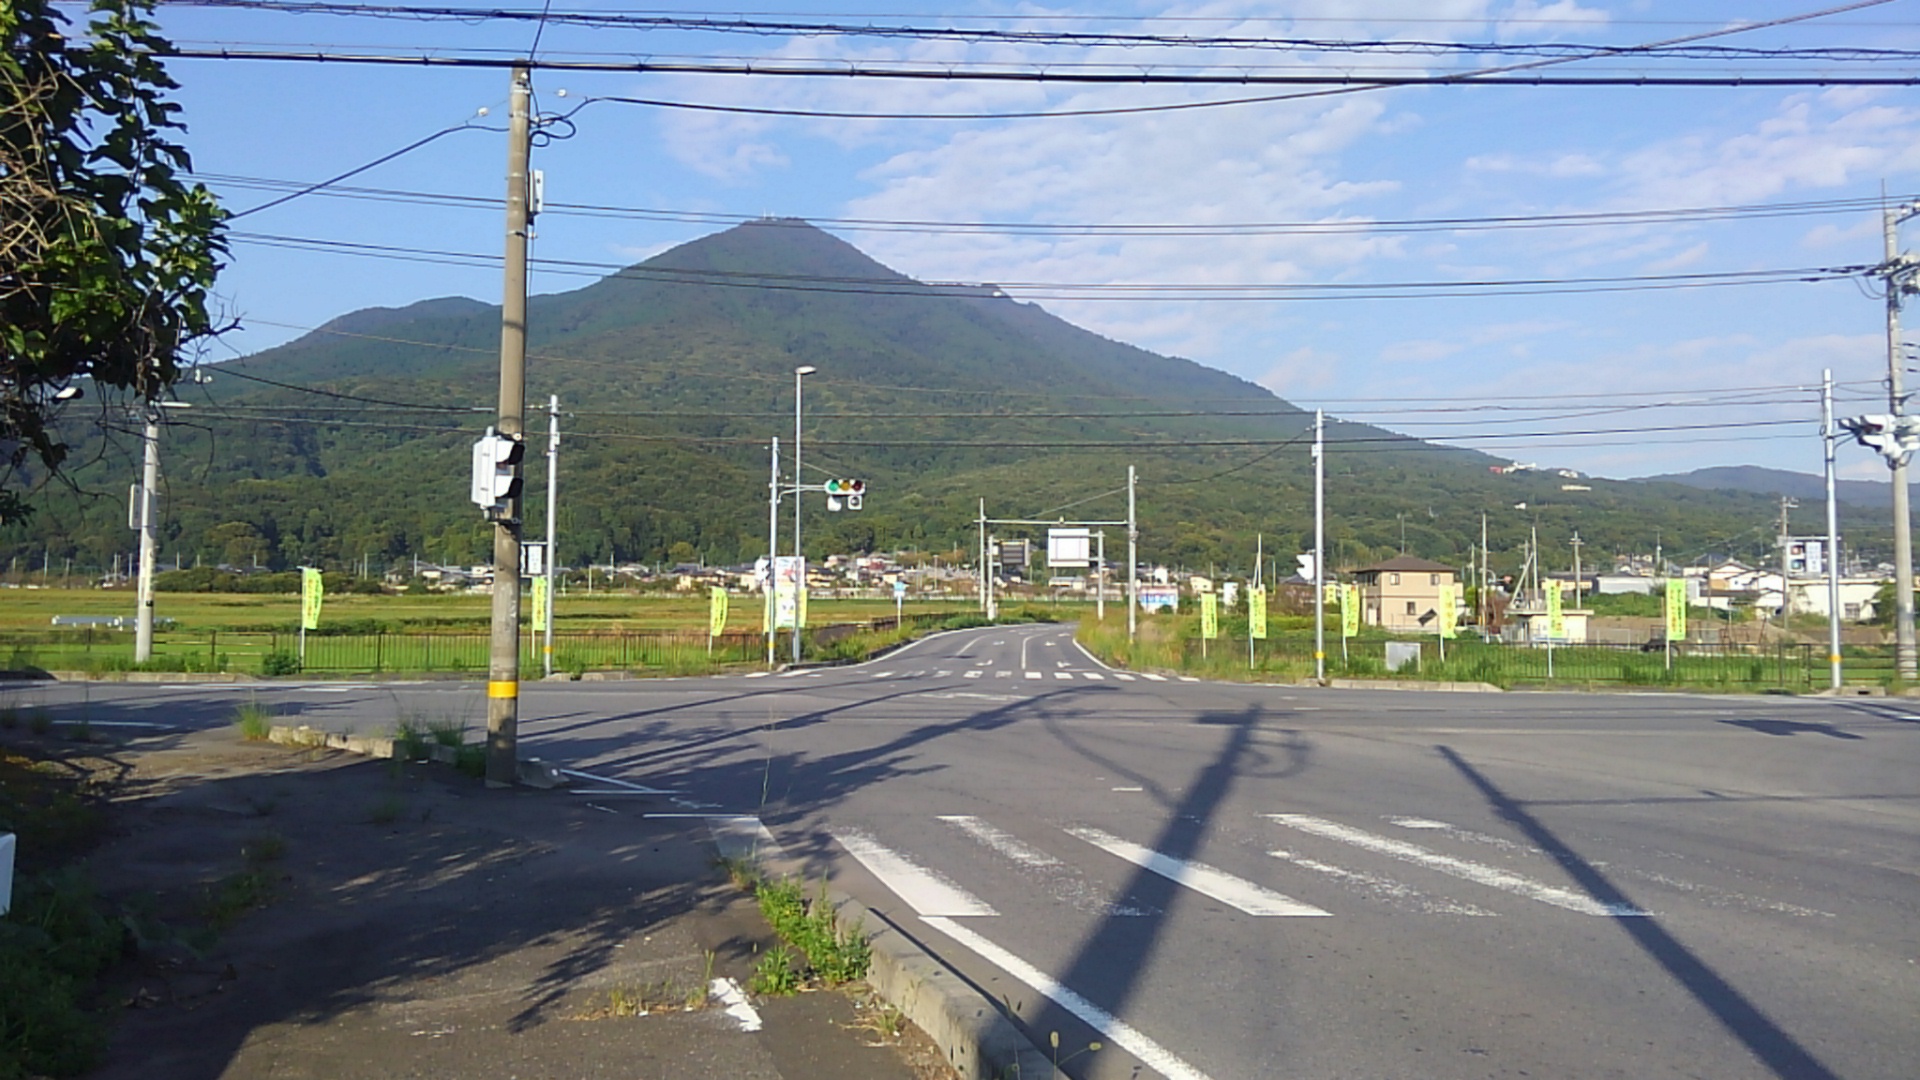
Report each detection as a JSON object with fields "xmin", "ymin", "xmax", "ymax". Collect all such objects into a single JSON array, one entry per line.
[
  {"xmin": 1841, "ymin": 414, "xmax": 1920, "ymax": 466},
  {"xmin": 470, "ymin": 427, "xmax": 525, "ymax": 517},
  {"xmin": 823, "ymin": 478, "xmax": 867, "ymax": 511}
]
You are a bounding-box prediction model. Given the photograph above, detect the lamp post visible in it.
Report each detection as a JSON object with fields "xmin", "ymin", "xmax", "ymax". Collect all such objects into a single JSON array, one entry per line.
[{"xmin": 792, "ymin": 365, "xmax": 816, "ymax": 665}]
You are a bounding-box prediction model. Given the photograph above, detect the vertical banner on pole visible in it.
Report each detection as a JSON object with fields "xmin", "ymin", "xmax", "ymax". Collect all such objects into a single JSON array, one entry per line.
[
  {"xmin": 1437, "ymin": 583, "xmax": 1458, "ymax": 639},
  {"xmin": 532, "ymin": 575, "xmax": 550, "ymax": 632},
  {"xmin": 709, "ymin": 585, "xmax": 729, "ymax": 637},
  {"xmin": 301, "ymin": 567, "xmax": 323, "ymax": 630},
  {"xmin": 1546, "ymin": 578, "xmax": 1565, "ymax": 640},
  {"xmin": 1249, "ymin": 587, "xmax": 1268, "ymax": 639},
  {"xmin": 1340, "ymin": 583, "xmax": 1360, "ymax": 638},
  {"xmin": 772, "ymin": 556, "xmax": 801, "ymax": 630},
  {"xmin": 1665, "ymin": 578, "xmax": 1688, "ymax": 641},
  {"xmin": 1200, "ymin": 592, "xmax": 1219, "ymax": 639}
]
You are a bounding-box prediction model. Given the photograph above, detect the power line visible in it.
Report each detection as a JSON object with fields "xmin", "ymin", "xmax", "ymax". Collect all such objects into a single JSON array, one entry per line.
[
  {"xmin": 225, "ymin": 229, "xmax": 1874, "ymax": 299},
  {"xmin": 193, "ymin": 172, "xmax": 1920, "ymax": 238}
]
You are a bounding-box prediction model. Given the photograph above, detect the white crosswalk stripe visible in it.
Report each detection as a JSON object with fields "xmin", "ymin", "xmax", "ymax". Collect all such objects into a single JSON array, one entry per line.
[
  {"xmin": 995, "ymin": 671, "xmax": 1012, "ymax": 678},
  {"xmin": 1065, "ymin": 825, "xmax": 1330, "ymax": 917},
  {"xmin": 1141, "ymin": 673, "xmax": 1168, "ymax": 682},
  {"xmin": 964, "ymin": 670, "xmax": 984, "ymax": 678},
  {"xmin": 1053, "ymin": 671, "xmax": 1074, "ymax": 680},
  {"xmin": 833, "ymin": 829, "xmax": 999, "ymax": 917},
  {"xmin": 1083, "ymin": 672, "xmax": 1106, "ymax": 680},
  {"xmin": 1114, "ymin": 673, "xmax": 1136, "ymax": 681},
  {"xmin": 1025, "ymin": 671, "xmax": 1042, "ymax": 680},
  {"xmin": 1267, "ymin": 814, "xmax": 1647, "ymax": 917}
]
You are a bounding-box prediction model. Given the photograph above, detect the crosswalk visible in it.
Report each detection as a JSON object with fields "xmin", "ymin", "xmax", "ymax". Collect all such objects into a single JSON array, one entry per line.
[
  {"xmin": 750, "ymin": 666, "xmax": 1199, "ymax": 682},
  {"xmin": 804, "ymin": 809, "xmax": 1839, "ymax": 924}
]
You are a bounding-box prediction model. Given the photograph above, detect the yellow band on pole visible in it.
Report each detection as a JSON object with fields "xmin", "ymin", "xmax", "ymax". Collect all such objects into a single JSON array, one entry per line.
[
  {"xmin": 487, "ymin": 680, "xmax": 518, "ymax": 699},
  {"xmin": 1314, "ymin": 651, "xmax": 1325, "ymax": 660}
]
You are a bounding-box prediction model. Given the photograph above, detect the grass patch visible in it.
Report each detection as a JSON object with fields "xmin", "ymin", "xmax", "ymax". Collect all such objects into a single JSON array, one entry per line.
[
  {"xmin": 233, "ymin": 699, "xmax": 274, "ymax": 741},
  {"xmin": 391, "ymin": 718, "xmax": 431, "ymax": 761},
  {"xmin": 452, "ymin": 743, "xmax": 486, "ymax": 779},
  {"xmin": 202, "ymin": 866, "xmax": 277, "ymax": 932},
  {"xmin": 366, "ymin": 794, "xmax": 406, "ymax": 825},
  {"xmin": 425, "ymin": 717, "xmax": 467, "ymax": 748},
  {"xmin": 0, "ymin": 871, "xmax": 120, "ymax": 1078},
  {"xmin": 749, "ymin": 877, "xmax": 869, "ymax": 992},
  {"xmin": 591, "ymin": 952, "xmax": 715, "ymax": 1017}
]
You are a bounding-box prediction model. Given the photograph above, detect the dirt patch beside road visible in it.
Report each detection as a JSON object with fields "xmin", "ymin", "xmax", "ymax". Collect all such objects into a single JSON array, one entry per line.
[{"xmin": 1, "ymin": 720, "xmax": 952, "ymax": 1080}]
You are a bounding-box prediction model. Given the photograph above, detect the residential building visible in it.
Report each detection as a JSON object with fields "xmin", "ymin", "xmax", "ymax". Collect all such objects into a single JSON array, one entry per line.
[{"xmin": 1352, "ymin": 555, "xmax": 1458, "ymax": 633}]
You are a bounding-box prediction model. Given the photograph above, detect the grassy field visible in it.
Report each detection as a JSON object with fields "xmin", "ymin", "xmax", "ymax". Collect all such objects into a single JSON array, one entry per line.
[{"xmin": 0, "ymin": 586, "xmax": 1010, "ymax": 633}]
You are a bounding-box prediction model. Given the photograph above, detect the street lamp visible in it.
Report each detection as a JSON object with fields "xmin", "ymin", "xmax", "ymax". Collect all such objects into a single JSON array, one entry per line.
[{"xmin": 792, "ymin": 365, "xmax": 816, "ymax": 664}]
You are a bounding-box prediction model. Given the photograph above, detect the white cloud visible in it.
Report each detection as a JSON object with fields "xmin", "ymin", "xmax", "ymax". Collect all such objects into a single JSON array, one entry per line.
[
  {"xmin": 1258, "ymin": 346, "xmax": 1344, "ymax": 395},
  {"xmin": 1642, "ymin": 241, "xmax": 1708, "ymax": 274}
]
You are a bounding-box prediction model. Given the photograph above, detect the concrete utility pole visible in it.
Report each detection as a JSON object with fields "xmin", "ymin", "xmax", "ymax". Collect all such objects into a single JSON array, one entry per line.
[
  {"xmin": 485, "ymin": 64, "xmax": 532, "ymax": 788},
  {"xmin": 1778, "ymin": 496, "xmax": 1798, "ymax": 631},
  {"xmin": 1127, "ymin": 465, "xmax": 1138, "ymax": 642},
  {"xmin": 1885, "ymin": 203, "xmax": 1919, "ymax": 679},
  {"xmin": 978, "ymin": 499, "xmax": 988, "ymax": 615},
  {"xmin": 1313, "ymin": 410, "xmax": 1325, "ymax": 683},
  {"xmin": 1569, "ymin": 532, "xmax": 1584, "ymax": 608},
  {"xmin": 134, "ymin": 410, "xmax": 161, "ymax": 663},
  {"xmin": 1824, "ymin": 370, "xmax": 1844, "ymax": 689},
  {"xmin": 543, "ymin": 394, "xmax": 559, "ymax": 679},
  {"xmin": 792, "ymin": 365, "xmax": 814, "ymax": 665},
  {"xmin": 767, "ymin": 435, "xmax": 779, "ymax": 667}
]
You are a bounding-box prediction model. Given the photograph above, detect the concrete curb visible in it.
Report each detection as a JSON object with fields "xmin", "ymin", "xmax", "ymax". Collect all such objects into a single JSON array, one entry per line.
[
  {"xmin": 745, "ymin": 847, "xmax": 1063, "ymax": 1080},
  {"xmin": 262, "ymin": 724, "xmax": 568, "ymax": 789},
  {"xmin": 30, "ymin": 670, "xmax": 260, "ymax": 683},
  {"xmin": 1303, "ymin": 677, "xmax": 1504, "ymax": 693}
]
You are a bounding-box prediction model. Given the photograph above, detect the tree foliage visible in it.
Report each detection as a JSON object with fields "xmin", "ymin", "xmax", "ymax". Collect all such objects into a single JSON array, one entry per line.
[{"xmin": 0, "ymin": 0, "xmax": 226, "ymax": 522}]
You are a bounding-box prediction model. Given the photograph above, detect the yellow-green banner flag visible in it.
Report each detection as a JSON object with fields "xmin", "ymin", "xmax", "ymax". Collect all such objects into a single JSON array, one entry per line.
[
  {"xmin": 709, "ymin": 585, "xmax": 729, "ymax": 637},
  {"xmin": 798, "ymin": 585, "xmax": 809, "ymax": 630},
  {"xmin": 1249, "ymin": 586, "xmax": 1268, "ymax": 640},
  {"xmin": 1200, "ymin": 592, "xmax": 1219, "ymax": 639},
  {"xmin": 532, "ymin": 575, "xmax": 550, "ymax": 632},
  {"xmin": 1437, "ymin": 583, "xmax": 1458, "ymax": 640},
  {"xmin": 300, "ymin": 567, "xmax": 323, "ymax": 631},
  {"xmin": 1546, "ymin": 579, "xmax": 1565, "ymax": 639},
  {"xmin": 1341, "ymin": 583, "xmax": 1361, "ymax": 638},
  {"xmin": 1665, "ymin": 577, "xmax": 1687, "ymax": 641}
]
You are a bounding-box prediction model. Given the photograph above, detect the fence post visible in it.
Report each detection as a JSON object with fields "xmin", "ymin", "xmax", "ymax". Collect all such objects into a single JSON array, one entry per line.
[{"xmin": 210, "ymin": 630, "xmax": 217, "ymax": 670}]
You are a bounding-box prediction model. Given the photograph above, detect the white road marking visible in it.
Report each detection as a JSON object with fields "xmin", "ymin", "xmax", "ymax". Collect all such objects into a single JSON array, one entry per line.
[
  {"xmin": 1141, "ymin": 673, "xmax": 1168, "ymax": 682},
  {"xmin": 709, "ymin": 816, "xmax": 783, "ymax": 863},
  {"xmin": 1111, "ymin": 786, "xmax": 1143, "ymax": 792},
  {"xmin": 871, "ymin": 670, "xmax": 895, "ymax": 679},
  {"xmin": 743, "ymin": 671, "xmax": 771, "ymax": 679},
  {"xmin": 996, "ymin": 671, "xmax": 1012, "ymax": 678},
  {"xmin": 1083, "ymin": 672, "xmax": 1106, "ymax": 680},
  {"xmin": 921, "ymin": 918, "xmax": 1216, "ymax": 1080},
  {"xmin": 936, "ymin": 670, "xmax": 952, "ymax": 677},
  {"xmin": 1025, "ymin": 672, "xmax": 1043, "ymax": 680},
  {"xmin": 557, "ymin": 769, "xmax": 674, "ymax": 795},
  {"xmin": 833, "ymin": 830, "xmax": 999, "ymax": 917},
  {"xmin": 709, "ymin": 977, "xmax": 762, "ymax": 1031},
  {"xmin": 1267, "ymin": 815, "xmax": 1647, "ymax": 917},
  {"xmin": 1269, "ymin": 850, "xmax": 1498, "ymax": 916},
  {"xmin": 1114, "ymin": 673, "xmax": 1137, "ymax": 681},
  {"xmin": 965, "ymin": 670, "xmax": 984, "ymax": 678},
  {"xmin": 1044, "ymin": 641, "xmax": 1058, "ymax": 647},
  {"xmin": 1054, "ymin": 672, "xmax": 1074, "ymax": 680},
  {"xmin": 1056, "ymin": 660, "xmax": 1070, "ymax": 668},
  {"xmin": 1389, "ymin": 817, "xmax": 1450, "ymax": 830},
  {"xmin": 1065, "ymin": 826, "xmax": 1331, "ymax": 917},
  {"xmin": 938, "ymin": 815, "xmax": 1061, "ymax": 868},
  {"xmin": 1178, "ymin": 676, "xmax": 1201, "ymax": 683}
]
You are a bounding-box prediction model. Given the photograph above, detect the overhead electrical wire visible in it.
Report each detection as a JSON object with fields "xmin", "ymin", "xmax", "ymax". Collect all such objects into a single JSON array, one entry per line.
[
  {"xmin": 192, "ymin": 173, "xmax": 1920, "ymax": 238},
  {"xmin": 224, "ymin": 230, "xmax": 1874, "ymax": 300}
]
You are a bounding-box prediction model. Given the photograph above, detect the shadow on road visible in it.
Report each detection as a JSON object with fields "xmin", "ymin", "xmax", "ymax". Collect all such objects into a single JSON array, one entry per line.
[
  {"xmin": 1718, "ymin": 717, "xmax": 1865, "ymax": 739},
  {"xmin": 1436, "ymin": 744, "xmax": 1840, "ymax": 1080}
]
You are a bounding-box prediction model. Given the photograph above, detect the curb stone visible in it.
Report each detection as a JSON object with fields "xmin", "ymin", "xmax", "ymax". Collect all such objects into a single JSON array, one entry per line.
[{"xmin": 745, "ymin": 849, "xmax": 1064, "ymax": 1080}]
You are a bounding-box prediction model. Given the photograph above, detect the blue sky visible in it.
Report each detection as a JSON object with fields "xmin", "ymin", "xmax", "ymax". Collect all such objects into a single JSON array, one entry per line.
[{"xmin": 135, "ymin": 0, "xmax": 1920, "ymax": 480}]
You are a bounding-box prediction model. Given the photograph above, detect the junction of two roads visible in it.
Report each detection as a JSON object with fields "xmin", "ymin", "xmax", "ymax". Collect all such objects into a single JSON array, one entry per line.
[{"xmin": 38, "ymin": 624, "xmax": 1918, "ymax": 1080}]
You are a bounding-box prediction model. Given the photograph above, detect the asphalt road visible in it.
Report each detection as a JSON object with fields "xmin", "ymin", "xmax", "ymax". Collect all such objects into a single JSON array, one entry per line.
[{"xmin": 15, "ymin": 623, "xmax": 1918, "ymax": 1080}]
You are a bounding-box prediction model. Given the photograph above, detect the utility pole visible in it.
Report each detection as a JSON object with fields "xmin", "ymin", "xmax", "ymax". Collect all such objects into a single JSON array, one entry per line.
[
  {"xmin": 1824, "ymin": 369, "xmax": 1844, "ymax": 689},
  {"xmin": 791, "ymin": 367, "xmax": 816, "ymax": 664},
  {"xmin": 1127, "ymin": 466, "xmax": 1138, "ymax": 642},
  {"xmin": 1313, "ymin": 410, "xmax": 1325, "ymax": 683},
  {"xmin": 134, "ymin": 410, "xmax": 160, "ymax": 663},
  {"xmin": 1778, "ymin": 496, "xmax": 1798, "ymax": 631},
  {"xmin": 767, "ymin": 436, "xmax": 779, "ymax": 667},
  {"xmin": 1095, "ymin": 530, "xmax": 1106, "ymax": 622},
  {"xmin": 485, "ymin": 64, "xmax": 532, "ymax": 788},
  {"xmin": 1885, "ymin": 202, "xmax": 1919, "ymax": 679},
  {"xmin": 1480, "ymin": 511, "xmax": 1490, "ymax": 630},
  {"xmin": 543, "ymin": 394, "xmax": 559, "ymax": 679},
  {"xmin": 1569, "ymin": 532, "xmax": 1584, "ymax": 608},
  {"xmin": 978, "ymin": 499, "xmax": 988, "ymax": 616}
]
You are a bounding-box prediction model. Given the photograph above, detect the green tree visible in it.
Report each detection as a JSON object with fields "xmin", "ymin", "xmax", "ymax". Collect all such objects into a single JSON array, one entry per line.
[{"xmin": 1, "ymin": 0, "xmax": 226, "ymax": 523}]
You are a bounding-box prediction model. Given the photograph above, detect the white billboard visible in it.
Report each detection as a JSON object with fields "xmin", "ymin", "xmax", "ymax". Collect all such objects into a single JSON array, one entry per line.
[{"xmin": 1047, "ymin": 527, "xmax": 1091, "ymax": 568}]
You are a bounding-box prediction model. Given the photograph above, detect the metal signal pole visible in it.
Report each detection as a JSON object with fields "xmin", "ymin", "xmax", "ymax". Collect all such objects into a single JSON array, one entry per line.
[{"xmin": 485, "ymin": 64, "xmax": 532, "ymax": 787}]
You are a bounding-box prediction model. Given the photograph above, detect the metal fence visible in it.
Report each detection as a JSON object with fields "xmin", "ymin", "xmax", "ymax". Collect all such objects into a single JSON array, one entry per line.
[{"xmin": 0, "ymin": 610, "xmax": 968, "ymax": 675}]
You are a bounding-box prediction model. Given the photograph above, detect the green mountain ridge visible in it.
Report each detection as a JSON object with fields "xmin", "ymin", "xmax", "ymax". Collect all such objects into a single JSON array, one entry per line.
[{"xmin": 1, "ymin": 220, "xmax": 1875, "ymax": 578}]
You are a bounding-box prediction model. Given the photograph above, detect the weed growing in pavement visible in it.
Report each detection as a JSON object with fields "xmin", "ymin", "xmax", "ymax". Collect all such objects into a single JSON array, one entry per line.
[
  {"xmin": 391, "ymin": 717, "xmax": 432, "ymax": 760},
  {"xmin": 426, "ymin": 717, "xmax": 467, "ymax": 748},
  {"xmin": 752, "ymin": 876, "xmax": 870, "ymax": 988},
  {"xmin": 0, "ymin": 704, "xmax": 17, "ymax": 729},
  {"xmin": 748, "ymin": 944, "xmax": 801, "ymax": 996},
  {"xmin": 28, "ymin": 709, "xmax": 51, "ymax": 735},
  {"xmin": 63, "ymin": 719, "xmax": 94, "ymax": 743},
  {"xmin": 453, "ymin": 743, "xmax": 486, "ymax": 779},
  {"xmin": 0, "ymin": 870, "xmax": 119, "ymax": 1077},
  {"xmin": 242, "ymin": 832, "xmax": 286, "ymax": 864},
  {"xmin": 234, "ymin": 699, "xmax": 274, "ymax": 741},
  {"xmin": 203, "ymin": 866, "xmax": 277, "ymax": 931},
  {"xmin": 1050, "ymin": 1030, "xmax": 1104, "ymax": 1069}
]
